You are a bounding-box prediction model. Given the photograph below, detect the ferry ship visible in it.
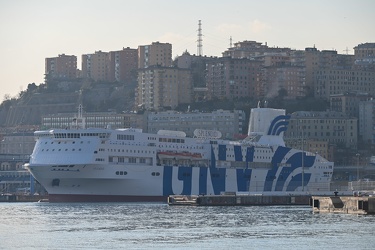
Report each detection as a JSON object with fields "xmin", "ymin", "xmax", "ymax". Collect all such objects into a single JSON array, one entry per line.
[{"xmin": 25, "ymin": 105, "xmax": 334, "ymax": 202}]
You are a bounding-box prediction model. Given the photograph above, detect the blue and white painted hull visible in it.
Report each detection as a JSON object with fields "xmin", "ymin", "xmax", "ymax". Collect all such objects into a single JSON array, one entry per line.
[
  {"xmin": 27, "ymin": 147, "xmax": 331, "ymax": 202},
  {"xmin": 25, "ymin": 107, "xmax": 333, "ymax": 202}
]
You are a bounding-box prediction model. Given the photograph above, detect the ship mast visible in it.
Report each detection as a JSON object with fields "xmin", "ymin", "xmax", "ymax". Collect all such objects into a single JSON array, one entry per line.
[{"xmin": 71, "ymin": 104, "xmax": 86, "ymax": 129}]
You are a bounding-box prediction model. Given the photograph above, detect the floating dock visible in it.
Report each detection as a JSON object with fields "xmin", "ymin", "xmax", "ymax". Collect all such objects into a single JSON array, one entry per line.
[
  {"xmin": 168, "ymin": 194, "xmax": 310, "ymax": 206},
  {"xmin": 310, "ymin": 195, "xmax": 375, "ymax": 214}
]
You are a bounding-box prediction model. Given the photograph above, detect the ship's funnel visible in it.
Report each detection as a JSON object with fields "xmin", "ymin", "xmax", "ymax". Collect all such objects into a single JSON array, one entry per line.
[
  {"xmin": 247, "ymin": 108, "xmax": 288, "ymax": 136},
  {"xmin": 246, "ymin": 107, "xmax": 289, "ymax": 146}
]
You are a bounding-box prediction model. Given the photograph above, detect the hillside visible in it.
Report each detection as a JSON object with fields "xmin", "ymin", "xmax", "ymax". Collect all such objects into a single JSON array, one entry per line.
[{"xmin": 0, "ymin": 79, "xmax": 137, "ymax": 127}]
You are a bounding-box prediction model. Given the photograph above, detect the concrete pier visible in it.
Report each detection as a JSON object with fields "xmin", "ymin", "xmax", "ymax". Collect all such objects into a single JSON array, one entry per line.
[
  {"xmin": 0, "ymin": 194, "xmax": 48, "ymax": 202},
  {"xmin": 168, "ymin": 194, "xmax": 310, "ymax": 206},
  {"xmin": 310, "ymin": 196, "xmax": 375, "ymax": 214}
]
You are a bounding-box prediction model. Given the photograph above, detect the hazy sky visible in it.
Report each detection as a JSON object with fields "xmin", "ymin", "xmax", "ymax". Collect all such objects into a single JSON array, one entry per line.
[{"xmin": 0, "ymin": 0, "xmax": 374, "ymax": 99}]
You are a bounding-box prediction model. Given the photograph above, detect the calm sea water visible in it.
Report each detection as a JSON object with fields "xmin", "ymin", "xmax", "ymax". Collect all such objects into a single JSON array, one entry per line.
[{"xmin": 0, "ymin": 202, "xmax": 374, "ymax": 249}]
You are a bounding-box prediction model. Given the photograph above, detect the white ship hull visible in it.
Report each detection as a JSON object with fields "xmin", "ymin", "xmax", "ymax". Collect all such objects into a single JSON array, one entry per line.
[{"xmin": 26, "ymin": 108, "xmax": 334, "ymax": 202}]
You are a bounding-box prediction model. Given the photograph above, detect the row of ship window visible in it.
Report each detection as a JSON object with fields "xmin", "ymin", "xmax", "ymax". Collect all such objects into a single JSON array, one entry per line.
[
  {"xmin": 42, "ymin": 148, "xmax": 82, "ymax": 152},
  {"xmin": 219, "ymin": 147, "xmax": 272, "ymax": 153},
  {"xmin": 223, "ymin": 154, "xmax": 272, "ymax": 160},
  {"xmin": 159, "ymin": 138, "xmax": 185, "ymax": 143},
  {"xmin": 114, "ymin": 171, "xmax": 161, "ymax": 176},
  {"xmin": 44, "ymin": 141, "xmax": 90, "ymax": 144},
  {"xmin": 159, "ymin": 145, "xmax": 204, "ymax": 149},
  {"xmin": 107, "ymin": 149, "xmax": 155, "ymax": 154},
  {"xmin": 52, "ymin": 133, "xmax": 109, "ymax": 139},
  {"xmin": 117, "ymin": 134, "xmax": 135, "ymax": 140}
]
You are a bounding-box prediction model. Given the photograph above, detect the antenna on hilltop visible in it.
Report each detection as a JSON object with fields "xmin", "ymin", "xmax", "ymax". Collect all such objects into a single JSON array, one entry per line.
[
  {"xmin": 343, "ymin": 47, "xmax": 349, "ymax": 55},
  {"xmin": 197, "ymin": 20, "xmax": 203, "ymax": 56},
  {"xmin": 230, "ymin": 36, "xmax": 233, "ymax": 48}
]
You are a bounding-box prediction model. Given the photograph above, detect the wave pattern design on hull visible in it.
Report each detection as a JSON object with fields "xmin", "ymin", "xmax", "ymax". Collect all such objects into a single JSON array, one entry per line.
[{"xmin": 161, "ymin": 145, "xmax": 313, "ymax": 196}]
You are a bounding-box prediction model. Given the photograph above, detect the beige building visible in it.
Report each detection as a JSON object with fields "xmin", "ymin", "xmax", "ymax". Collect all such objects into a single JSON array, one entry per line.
[
  {"xmin": 45, "ymin": 54, "xmax": 77, "ymax": 79},
  {"xmin": 108, "ymin": 47, "xmax": 138, "ymax": 83},
  {"xmin": 205, "ymin": 57, "xmax": 263, "ymax": 100},
  {"xmin": 359, "ymin": 99, "xmax": 375, "ymax": 144},
  {"xmin": 136, "ymin": 66, "xmax": 192, "ymax": 111},
  {"xmin": 222, "ymin": 40, "xmax": 290, "ymax": 59},
  {"xmin": 0, "ymin": 133, "xmax": 35, "ymax": 155},
  {"xmin": 354, "ymin": 43, "xmax": 375, "ymax": 60},
  {"xmin": 315, "ymin": 69, "xmax": 375, "ymax": 100},
  {"xmin": 330, "ymin": 92, "xmax": 372, "ymax": 118},
  {"xmin": 263, "ymin": 65, "xmax": 305, "ymax": 99},
  {"xmin": 262, "ymin": 53, "xmax": 290, "ymax": 67},
  {"xmin": 138, "ymin": 42, "xmax": 172, "ymax": 69},
  {"xmin": 284, "ymin": 111, "xmax": 358, "ymax": 149},
  {"xmin": 304, "ymin": 47, "xmax": 354, "ymax": 95},
  {"xmin": 82, "ymin": 50, "xmax": 109, "ymax": 82}
]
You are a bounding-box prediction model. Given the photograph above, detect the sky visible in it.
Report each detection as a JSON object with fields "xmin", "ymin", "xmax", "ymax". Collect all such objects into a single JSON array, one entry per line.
[{"xmin": 0, "ymin": 0, "xmax": 374, "ymax": 99}]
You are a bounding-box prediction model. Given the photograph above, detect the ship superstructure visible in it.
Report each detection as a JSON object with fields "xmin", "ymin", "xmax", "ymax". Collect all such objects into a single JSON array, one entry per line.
[{"xmin": 25, "ymin": 106, "xmax": 334, "ymax": 202}]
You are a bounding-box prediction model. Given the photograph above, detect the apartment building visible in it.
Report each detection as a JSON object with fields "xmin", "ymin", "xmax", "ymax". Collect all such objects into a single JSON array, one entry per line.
[
  {"xmin": 45, "ymin": 54, "xmax": 77, "ymax": 79},
  {"xmin": 284, "ymin": 111, "xmax": 358, "ymax": 149},
  {"xmin": 359, "ymin": 99, "xmax": 375, "ymax": 144},
  {"xmin": 138, "ymin": 42, "xmax": 172, "ymax": 69},
  {"xmin": 304, "ymin": 48, "xmax": 354, "ymax": 94},
  {"xmin": 82, "ymin": 50, "xmax": 109, "ymax": 81},
  {"xmin": 136, "ymin": 66, "xmax": 192, "ymax": 111},
  {"xmin": 261, "ymin": 53, "xmax": 290, "ymax": 67},
  {"xmin": 0, "ymin": 133, "xmax": 35, "ymax": 155},
  {"xmin": 354, "ymin": 43, "xmax": 375, "ymax": 60},
  {"xmin": 108, "ymin": 47, "xmax": 138, "ymax": 83},
  {"xmin": 315, "ymin": 68, "xmax": 375, "ymax": 100},
  {"xmin": 205, "ymin": 57, "xmax": 263, "ymax": 100},
  {"xmin": 330, "ymin": 91, "xmax": 372, "ymax": 118},
  {"xmin": 263, "ymin": 65, "xmax": 306, "ymax": 99},
  {"xmin": 222, "ymin": 40, "xmax": 290, "ymax": 59}
]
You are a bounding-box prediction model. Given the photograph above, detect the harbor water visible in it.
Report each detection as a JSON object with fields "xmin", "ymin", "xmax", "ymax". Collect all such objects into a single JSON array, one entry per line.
[{"xmin": 0, "ymin": 203, "xmax": 374, "ymax": 249}]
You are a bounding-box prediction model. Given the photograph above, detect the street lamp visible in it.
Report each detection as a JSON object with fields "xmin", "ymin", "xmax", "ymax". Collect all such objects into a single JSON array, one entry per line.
[{"xmin": 356, "ymin": 153, "xmax": 360, "ymax": 181}]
